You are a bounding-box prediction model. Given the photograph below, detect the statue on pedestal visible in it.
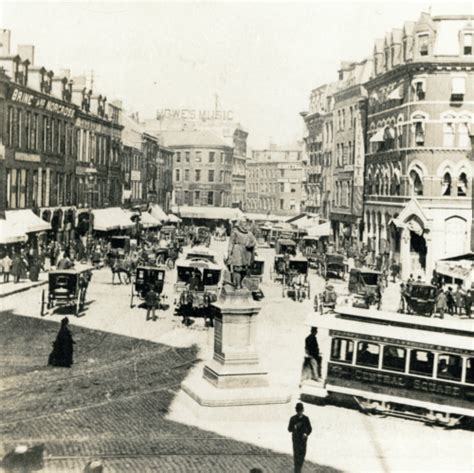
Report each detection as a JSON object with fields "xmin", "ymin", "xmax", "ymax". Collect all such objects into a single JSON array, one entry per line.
[{"xmin": 227, "ymin": 218, "xmax": 256, "ymax": 289}]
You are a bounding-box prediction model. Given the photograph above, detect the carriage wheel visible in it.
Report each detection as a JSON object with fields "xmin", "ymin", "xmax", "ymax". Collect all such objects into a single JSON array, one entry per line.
[
  {"xmin": 130, "ymin": 285, "xmax": 135, "ymax": 308},
  {"xmin": 307, "ymin": 283, "xmax": 311, "ymax": 299},
  {"xmin": 75, "ymin": 299, "xmax": 81, "ymax": 316},
  {"xmin": 40, "ymin": 289, "xmax": 46, "ymax": 316}
]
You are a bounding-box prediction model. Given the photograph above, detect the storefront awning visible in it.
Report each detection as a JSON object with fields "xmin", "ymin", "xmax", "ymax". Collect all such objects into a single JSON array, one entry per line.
[
  {"xmin": 5, "ymin": 209, "xmax": 51, "ymax": 233},
  {"xmin": 369, "ymin": 128, "xmax": 385, "ymax": 143},
  {"xmin": 305, "ymin": 221, "xmax": 331, "ymax": 238},
  {"xmin": 140, "ymin": 212, "xmax": 161, "ymax": 228},
  {"xmin": 166, "ymin": 214, "xmax": 181, "ymax": 223},
  {"xmin": 0, "ymin": 219, "xmax": 28, "ymax": 244},
  {"xmin": 149, "ymin": 204, "xmax": 168, "ymax": 222},
  {"xmin": 92, "ymin": 207, "xmax": 135, "ymax": 231},
  {"xmin": 174, "ymin": 206, "xmax": 245, "ymax": 221}
]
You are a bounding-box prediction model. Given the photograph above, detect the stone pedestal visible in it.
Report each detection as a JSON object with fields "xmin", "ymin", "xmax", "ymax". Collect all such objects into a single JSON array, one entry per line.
[{"xmin": 181, "ymin": 286, "xmax": 291, "ymax": 412}]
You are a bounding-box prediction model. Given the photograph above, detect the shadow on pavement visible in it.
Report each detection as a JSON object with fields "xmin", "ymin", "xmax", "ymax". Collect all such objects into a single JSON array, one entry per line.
[{"xmin": 0, "ymin": 311, "xmax": 340, "ymax": 472}]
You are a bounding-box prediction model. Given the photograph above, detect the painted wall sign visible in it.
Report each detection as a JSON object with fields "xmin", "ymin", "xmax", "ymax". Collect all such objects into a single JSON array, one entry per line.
[
  {"xmin": 156, "ymin": 108, "xmax": 234, "ymax": 122},
  {"xmin": 10, "ymin": 88, "xmax": 76, "ymax": 119}
]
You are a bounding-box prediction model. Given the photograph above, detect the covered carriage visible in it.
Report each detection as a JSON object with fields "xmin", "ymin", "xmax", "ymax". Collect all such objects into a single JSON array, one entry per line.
[{"xmin": 130, "ymin": 265, "xmax": 167, "ymax": 308}]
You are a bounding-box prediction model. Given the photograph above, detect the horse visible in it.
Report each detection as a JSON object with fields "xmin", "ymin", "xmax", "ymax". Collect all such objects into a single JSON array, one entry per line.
[{"xmin": 109, "ymin": 257, "xmax": 132, "ymax": 285}]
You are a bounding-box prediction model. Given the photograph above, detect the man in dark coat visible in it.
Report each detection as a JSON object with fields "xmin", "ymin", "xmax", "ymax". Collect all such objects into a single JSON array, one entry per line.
[
  {"xmin": 288, "ymin": 402, "xmax": 312, "ymax": 473},
  {"xmin": 145, "ymin": 285, "xmax": 159, "ymax": 321},
  {"xmin": 48, "ymin": 317, "xmax": 75, "ymax": 368},
  {"xmin": 304, "ymin": 327, "xmax": 320, "ymax": 380}
]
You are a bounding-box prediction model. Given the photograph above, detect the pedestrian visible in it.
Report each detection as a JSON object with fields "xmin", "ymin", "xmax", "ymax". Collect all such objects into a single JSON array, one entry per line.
[
  {"xmin": 11, "ymin": 251, "xmax": 21, "ymax": 283},
  {"xmin": 407, "ymin": 274, "xmax": 414, "ymax": 284},
  {"xmin": 446, "ymin": 286, "xmax": 455, "ymax": 315},
  {"xmin": 436, "ymin": 289, "xmax": 447, "ymax": 319},
  {"xmin": 464, "ymin": 286, "xmax": 473, "ymax": 318},
  {"xmin": 288, "ymin": 402, "xmax": 312, "ymax": 473},
  {"xmin": 145, "ymin": 284, "xmax": 159, "ymax": 321},
  {"xmin": 398, "ymin": 283, "xmax": 407, "ymax": 313},
  {"xmin": 48, "ymin": 317, "xmax": 75, "ymax": 368},
  {"xmin": 454, "ymin": 285, "xmax": 464, "ymax": 315},
  {"xmin": 2, "ymin": 252, "xmax": 12, "ymax": 283},
  {"xmin": 304, "ymin": 327, "xmax": 320, "ymax": 380}
]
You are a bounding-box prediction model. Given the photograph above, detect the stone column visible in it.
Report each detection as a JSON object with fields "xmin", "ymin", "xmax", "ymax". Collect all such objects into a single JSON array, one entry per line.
[
  {"xmin": 400, "ymin": 227, "xmax": 411, "ymax": 280},
  {"xmin": 182, "ymin": 286, "xmax": 290, "ymax": 410}
]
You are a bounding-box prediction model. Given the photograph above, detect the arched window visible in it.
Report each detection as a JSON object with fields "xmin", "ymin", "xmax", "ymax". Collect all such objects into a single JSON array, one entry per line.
[
  {"xmin": 397, "ymin": 116, "xmax": 404, "ymax": 148},
  {"xmin": 441, "ymin": 172, "xmax": 452, "ymax": 196},
  {"xmin": 411, "ymin": 113, "xmax": 427, "ymax": 147},
  {"xmin": 458, "ymin": 172, "xmax": 468, "ymax": 196},
  {"xmin": 458, "ymin": 120, "xmax": 470, "ymax": 148},
  {"xmin": 409, "ymin": 169, "xmax": 423, "ymax": 196},
  {"xmin": 443, "ymin": 120, "xmax": 455, "ymax": 147}
]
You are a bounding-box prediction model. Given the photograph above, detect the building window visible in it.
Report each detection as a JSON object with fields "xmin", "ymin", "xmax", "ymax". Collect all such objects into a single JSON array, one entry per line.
[
  {"xmin": 409, "ymin": 350, "xmax": 434, "ymax": 377},
  {"xmin": 441, "ymin": 172, "xmax": 452, "ymax": 196},
  {"xmin": 463, "ymin": 33, "xmax": 472, "ymax": 55},
  {"xmin": 195, "ymin": 169, "xmax": 201, "ymax": 181},
  {"xmin": 220, "ymin": 152, "xmax": 224, "ymax": 163},
  {"xmin": 195, "ymin": 151, "xmax": 202, "ymax": 162},
  {"xmin": 207, "ymin": 191, "xmax": 214, "ymax": 206},
  {"xmin": 194, "ymin": 190, "xmax": 200, "ymax": 205},
  {"xmin": 184, "ymin": 169, "xmax": 189, "ymax": 181},
  {"xmin": 209, "ymin": 151, "xmax": 215, "ymax": 163},
  {"xmin": 458, "ymin": 121, "xmax": 470, "ymax": 147},
  {"xmin": 458, "ymin": 172, "xmax": 468, "ymax": 196},
  {"xmin": 437, "ymin": 354, "xmax": 462, "ymax": 382},
  {"xmin": 220, "ymin": 170, "xmax": 224, "ymax": 182},
  {"xmin": 412, "ymin": 119, "xmax": 425, "ymax": 147},
  {"xmin": 451, "ymin": 77, "xmax": 465, "ymax": 102},
  {"xmin": 418, "ymin": 34, "xmax": 429, "ymax": 56},
  {"xmin": 413, "ymin": 80, "xmax": 426, "ymax": 101},
  {"xmin": 409, "ymin": 169, "xmax": 424, "ymax": 196},
  {"xmin": 176, "ymin": 152, "xmax": 181, "ymax": 163},
  {"xmin": 208, "ymin": 170, "xmax": 214, "ymax": 182},
  {"xmin": 443, "ymin": 121, "xmax": 455, "ymax": 147},
  {"xmin": 185, "ymin": 151, "xmax": 190, "ymax": 162},
  {"xmin": 280, "ymin": 199, "xmax": 284, "ymax": 210},
  {"xmin": 175, "ymin": 169, "xmax": 180, "ymax": 181}
]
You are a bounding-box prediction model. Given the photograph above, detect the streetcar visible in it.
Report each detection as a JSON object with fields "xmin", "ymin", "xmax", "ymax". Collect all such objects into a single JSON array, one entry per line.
[{"xmin": 301, "ymin": 306, "xmax": 474, "ymax": 427}]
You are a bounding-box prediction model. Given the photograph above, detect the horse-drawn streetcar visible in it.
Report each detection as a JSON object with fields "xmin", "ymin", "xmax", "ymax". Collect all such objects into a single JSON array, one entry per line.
[{"xmin": 301, "ymin": 307, "xmax": 474, "ymax": 427}]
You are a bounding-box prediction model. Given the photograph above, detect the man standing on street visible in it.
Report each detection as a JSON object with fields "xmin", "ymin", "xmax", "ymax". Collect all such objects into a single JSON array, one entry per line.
[
  {"xmin": 288, "ymin": 402, "xmax": 312, "ymax": 473},
  {"xmin": 305, "ymin": 327, "xmax": 321, "ymax": 380}
]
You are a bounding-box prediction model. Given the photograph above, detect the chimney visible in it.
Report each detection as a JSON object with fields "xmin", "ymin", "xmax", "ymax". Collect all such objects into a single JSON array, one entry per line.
[
  {"xmin": 51, "ymin": 76, "xmax": 67, "ymax": 99},
  {"xmin": 17, "ymin": 45, "xmax": 34, "ymax": 65},
  {"xmin": 0, "ymin": 29, "xmax": 11, "ymax": 56}
]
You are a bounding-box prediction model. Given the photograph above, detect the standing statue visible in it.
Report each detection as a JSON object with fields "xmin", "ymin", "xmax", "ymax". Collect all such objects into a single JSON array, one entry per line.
[{"xmin": 227, "ymin": 219, "xmax": 257, "ymax": 289}]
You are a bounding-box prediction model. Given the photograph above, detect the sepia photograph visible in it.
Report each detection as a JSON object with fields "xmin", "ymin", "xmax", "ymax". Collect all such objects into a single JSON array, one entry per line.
[{"xmin": 0, "ymin": 0, "xmax": 473, "ymax": 472}]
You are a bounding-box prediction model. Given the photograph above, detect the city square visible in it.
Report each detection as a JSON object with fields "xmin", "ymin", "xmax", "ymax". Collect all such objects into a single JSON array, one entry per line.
[{"xmin": 0, "ymin": 2, "xmax": 473, "ymax": 473}]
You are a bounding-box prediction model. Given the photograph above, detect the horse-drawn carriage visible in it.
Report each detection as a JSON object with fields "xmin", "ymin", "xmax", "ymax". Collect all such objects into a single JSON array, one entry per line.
[
  {"xmin": 348, "ymin": 267, "xmax": 382, "ymax": 309},
  {"xmin": 321, "ymin": 253, "xmax": 346, "ymax": 280},
  {"xmin": 271, "ymin": 238, "xmax": 297, "ymax": 282},
  {"xmin": 174, "ymin": 257, "xmax": 223, "ymax": 326},
  {"xmin": 160, "ymin": 225, "xmax": 176, "ymax": 242},
  {"xmin": 110, "ymin": 236, "xmax": 130, "ymax": 257},
  {"xmin": 130, "ymin": 265, "xmax": 167, "ymax": 308},
  {"xmin": 195, "ymin": 226, "xmax": 211, "ymax": 247},
  {"xmin": 41, "ymin": 265, "xmax": 93, "ymax": 316},
  {"xmin": 242, "ymin": 256, "xmax": 265, "ymax": 301},
  {"xmin": 282, "ymin": 256, "xmax": 311, "ymax": 301},
  {"xmin": 402, "ymin": 282, "xmax": 438, "ymax": 317}
]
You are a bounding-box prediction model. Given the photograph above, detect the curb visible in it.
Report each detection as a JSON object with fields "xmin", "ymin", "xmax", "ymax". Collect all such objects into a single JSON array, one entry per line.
[{"xmin": 0, "ymin": 279, "xmax": 48, "ymax": 299}]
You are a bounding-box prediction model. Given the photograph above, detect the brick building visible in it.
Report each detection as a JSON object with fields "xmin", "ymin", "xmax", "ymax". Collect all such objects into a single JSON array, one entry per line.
[
  {"xmin": 160, "ymin": 130, "xmax": 233, "ymax": 208},
  {"xmin": 246, "ymin": 147, "xmax": 305, "ymax": 215},
  {"xmin": 301, "ymin": 83, "xmax": 335, "ymax": 217},
  {"xmin": 364, "ymin": 12, "xmax": 474, "ymax": 279}
]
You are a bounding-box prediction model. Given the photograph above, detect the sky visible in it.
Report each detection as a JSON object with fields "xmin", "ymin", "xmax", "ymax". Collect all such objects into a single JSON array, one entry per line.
[{"xmin": 1, "ymin": 1, "xmax": 472, "ymax": 149}]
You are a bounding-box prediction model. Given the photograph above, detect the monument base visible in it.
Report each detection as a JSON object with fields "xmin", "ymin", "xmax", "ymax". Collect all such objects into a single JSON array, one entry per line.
[
  {"xmin": 203, "ymin": 358, "xmax": 269, "ymax": 389},
  {"xmin": 180, "ymin": 372, "xmax": 292, "ymax": 421}
]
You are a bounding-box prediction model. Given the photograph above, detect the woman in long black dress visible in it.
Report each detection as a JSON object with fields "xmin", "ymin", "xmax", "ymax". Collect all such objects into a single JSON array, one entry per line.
[{"xmin": 48, "ymin": 317, "xmax": 75, "ymax": 367}]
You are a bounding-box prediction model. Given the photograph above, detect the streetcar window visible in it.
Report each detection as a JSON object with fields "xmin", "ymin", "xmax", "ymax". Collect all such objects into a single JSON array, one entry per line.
[
  {"xmin": 356, "ymin": 342, "xmax": 380, "ymax": 368},
  {"xmin": 437, "ymin": 354, "xmax": 462, "ymax": 382},
  {"xmin": 382, "ymin": 345, "xmax": 407, "ymax": 372},
  {"xmin": 409, "ymin": 350, "xmax": 434, "ymax": 377},
  {"xmin": 330, "ymin": 338, "xmax": 354, "ymax": 363},
  {"xmin": 466, "ymin": 358, "xmax": 474, "ymax": 384}
]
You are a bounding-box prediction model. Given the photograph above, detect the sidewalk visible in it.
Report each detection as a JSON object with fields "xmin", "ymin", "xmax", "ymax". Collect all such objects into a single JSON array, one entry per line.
[{"xmin": 0, "ymin": 272, "xmax": 48, "ymax": 298}]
